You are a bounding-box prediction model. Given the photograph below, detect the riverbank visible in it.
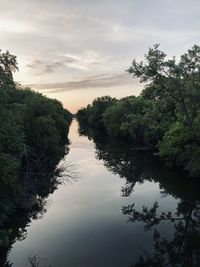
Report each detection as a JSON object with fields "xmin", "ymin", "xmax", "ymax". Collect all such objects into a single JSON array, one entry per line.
[{"xmin": 0, "ymin": 50, "xmax": 72, "ymax": 253}]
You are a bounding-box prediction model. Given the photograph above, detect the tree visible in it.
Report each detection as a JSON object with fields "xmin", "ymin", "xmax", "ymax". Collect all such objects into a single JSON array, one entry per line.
[
  {"xmin": 0, "ymin": 50, "xmax": 18, "ymax": 89},
  {"xmin": 76, "ymin": 96, "xmax": 116, "ymax": 129},
  {"xmin": 103, "ymin": 96, "xmax": 151, "ymax": 146},
  {"xmin": 0, "ymin": 49, "xmax": 72, "ymax": 253},
  {"xmin": 127, "ymin": 44, "xmax": 200, "ymax": 130}
]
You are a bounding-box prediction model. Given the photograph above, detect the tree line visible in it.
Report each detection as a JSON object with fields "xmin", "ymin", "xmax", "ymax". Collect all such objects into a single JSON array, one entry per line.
[
  {"xmin": 77, "ymin": 44, "xmax": 200, "ymax": 178},
  {"xmin": 0, "ymin": 50, "xmax": 72, "ymax": 245}
]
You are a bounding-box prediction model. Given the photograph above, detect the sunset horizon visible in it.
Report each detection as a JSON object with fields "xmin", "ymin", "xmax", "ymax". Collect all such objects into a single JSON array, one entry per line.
[{"xmin": 1, "ymin": 0, "xmax": 200, "ymax": 112}]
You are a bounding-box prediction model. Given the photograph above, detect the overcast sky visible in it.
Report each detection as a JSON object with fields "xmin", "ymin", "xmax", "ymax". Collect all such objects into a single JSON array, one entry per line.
[{"xmin": 1, "ymin": 0, "xmax": 200, "ymax": 112}]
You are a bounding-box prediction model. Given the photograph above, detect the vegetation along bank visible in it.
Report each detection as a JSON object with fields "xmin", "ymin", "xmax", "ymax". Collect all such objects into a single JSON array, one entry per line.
[
  {"xmin": 0, "ymin": 50, "xmax": 72, "ymax": 237},
  {"xmin": 77, "ymin": 44, "xmax": 200, "ymax": 178}
]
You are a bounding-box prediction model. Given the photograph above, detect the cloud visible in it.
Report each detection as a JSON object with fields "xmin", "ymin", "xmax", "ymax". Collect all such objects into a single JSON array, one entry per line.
[
  {"xmin": 26, "ymin": 59, "xmax": 42, "ymax": 69},
  {"xmin": 24, "ymin": 72, "xmax": 137, "ymax": 93},
  {"xmin": 27, "ymin": 59, "xmax": 66, "ymax": 74},
  {"xmin": 1, "ymin": 0, "xmax": 200, "ymax": 110},
  {"xmin": 63, "ymin": 51, "xmax": 111, "ymax": 70},
  {"xmin": 26, "ymin": 51, "xmax": 111, "ymax": 75}
]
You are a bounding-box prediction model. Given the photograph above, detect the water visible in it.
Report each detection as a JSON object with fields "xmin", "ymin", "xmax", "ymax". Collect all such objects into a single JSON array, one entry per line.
[{"xmin": 6, "ymin": 120, "xmax": 200, "ymax": 266}]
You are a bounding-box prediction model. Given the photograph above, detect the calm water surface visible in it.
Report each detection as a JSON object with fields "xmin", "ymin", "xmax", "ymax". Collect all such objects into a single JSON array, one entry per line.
[{"xmin": 8, "ymin": 120, "xmax": 200, "ymax": 266}]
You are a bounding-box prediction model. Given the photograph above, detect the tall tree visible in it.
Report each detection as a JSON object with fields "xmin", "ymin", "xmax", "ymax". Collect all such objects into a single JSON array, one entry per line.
[
  {"xmin": 127, "ymin": 44, "xmax": 200, "ymax": 130},
  {"xmin": 0, "ymin": 50, "xmax": 18, "ymax": 89}
]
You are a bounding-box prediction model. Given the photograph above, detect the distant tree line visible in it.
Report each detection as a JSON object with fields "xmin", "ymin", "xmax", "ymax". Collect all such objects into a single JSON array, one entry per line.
[
  {"xmin": 76, "ymin": 45, "xmax": 200, "ymax": 178},
  {"xmin": 0, "ymin": 50, "xmax": 72, "ymax": 242}
]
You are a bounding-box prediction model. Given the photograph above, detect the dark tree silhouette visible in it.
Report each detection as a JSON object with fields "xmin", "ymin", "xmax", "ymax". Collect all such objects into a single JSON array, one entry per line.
[{"xmin": 123, "ymin": 200, "xmax": 200, "ymax": 267}]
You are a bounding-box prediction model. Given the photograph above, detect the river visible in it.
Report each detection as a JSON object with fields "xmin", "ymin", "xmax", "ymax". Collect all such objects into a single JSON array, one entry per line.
[{"xmin": 7, "ymin": 119, "xmax": 200, "ymax": 266}]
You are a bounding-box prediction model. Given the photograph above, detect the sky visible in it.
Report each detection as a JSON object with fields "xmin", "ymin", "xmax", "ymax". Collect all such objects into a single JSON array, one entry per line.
[{"xmin": 1, "ymin": 0, "xmax": 200, "ymax": 113}]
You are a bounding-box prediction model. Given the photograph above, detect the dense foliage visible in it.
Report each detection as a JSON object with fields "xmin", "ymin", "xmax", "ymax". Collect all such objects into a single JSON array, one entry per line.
[
  {"xmin": 0, "ymin": 50, "xmax": 72, "ymax": 238},
  {"xmin": 77, "ymin": 45, "xmax": 200, "ymax": 178},
  {"xmin": 77, "ymin": 96, "xmax": 116, "ymax": 129}
]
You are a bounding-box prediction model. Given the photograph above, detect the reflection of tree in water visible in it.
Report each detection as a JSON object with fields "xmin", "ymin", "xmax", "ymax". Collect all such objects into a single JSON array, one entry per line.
[
  {"xmin": 123, "ymin": 199, "xmax": 200, "ymax": 267},
  {"xmin": 0, "ymin": 140, "xmax": 78, "ymax": 267},
  {"xmin": 0, "ymin": 197, "xmax": 48, "ymax": 266},
  {"xmin": 78, "ymin": 124, "xmax": 154, "ymax": 196},
  {"xmin": 78, "ymin": 124, "xmax": 199, "ymax": 198},
  {"xmin": 27, "ymin": 253, "xmax": 51, "ymax": 267},
  {"xmin": 78, "ymin": 124, "xmax": 200, "ymax": 267}
]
